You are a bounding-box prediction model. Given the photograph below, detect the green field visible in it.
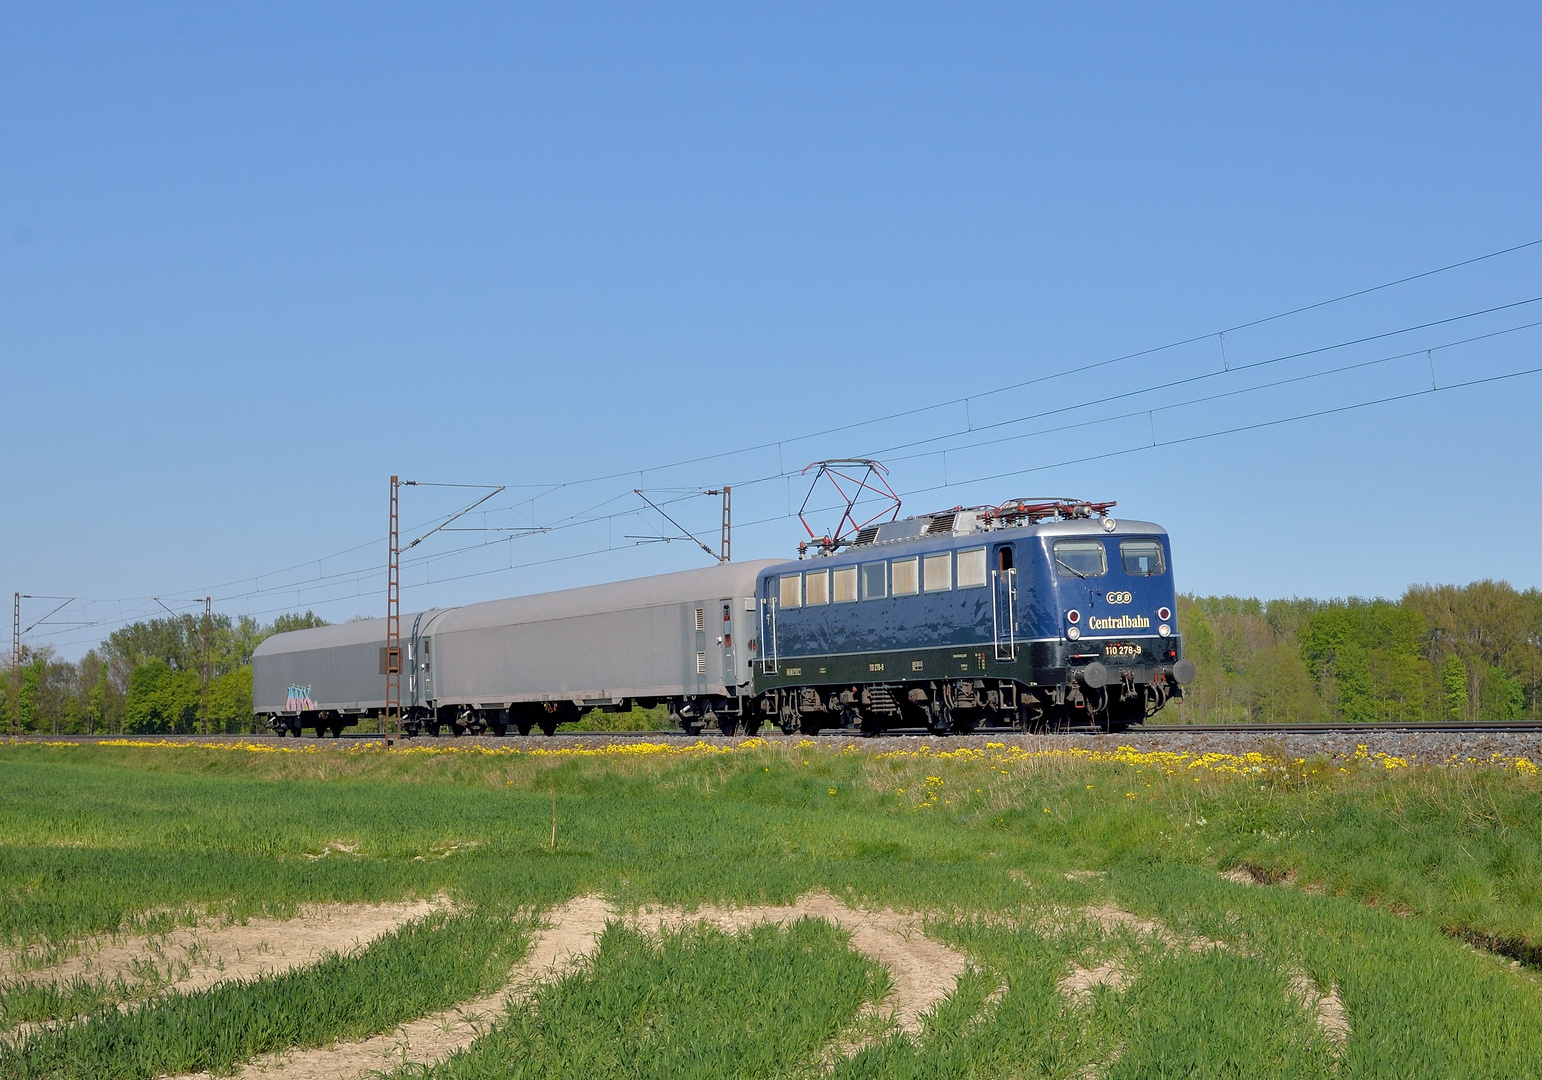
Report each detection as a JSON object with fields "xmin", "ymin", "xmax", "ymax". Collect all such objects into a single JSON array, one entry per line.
[{"xmin": 1, "ymin": 736, "xmax": 1540, "ymax": 1079}]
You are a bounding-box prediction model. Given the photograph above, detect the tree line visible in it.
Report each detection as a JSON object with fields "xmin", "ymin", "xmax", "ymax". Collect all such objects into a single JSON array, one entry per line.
[
  {"xmin": 1, "ymin": 611, "xmax": 327, "ymax": 735},
  {"xmin": 1174, "ymin": 580, "xmax": 1542, "ymax": 723},
  {"xmin": 5, "ymin": 579, "xmax": 1540, "ymax": 733}
]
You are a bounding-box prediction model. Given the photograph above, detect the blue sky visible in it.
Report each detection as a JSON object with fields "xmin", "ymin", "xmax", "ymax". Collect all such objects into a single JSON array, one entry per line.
[{"xmin": 4, "ymin": 2, "xmax": 1540, "ymax": 655}]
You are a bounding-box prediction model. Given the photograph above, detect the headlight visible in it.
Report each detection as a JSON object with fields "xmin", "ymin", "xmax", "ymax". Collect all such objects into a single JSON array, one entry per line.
[
  {"xmin": 1158, "ymin": 624, "xmax": 1171, "ymax": 637},
  {"xmin": 1067, "ymin": 626, "xmax": 1081, "ymax": 640},
  {"xmin": 1102, "ymin": 517, "xmax": 1117, "ymax": 532}
]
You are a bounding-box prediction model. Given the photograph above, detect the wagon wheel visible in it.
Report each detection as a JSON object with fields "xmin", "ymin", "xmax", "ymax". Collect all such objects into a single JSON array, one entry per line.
[
  {"xmin": 742, "ymin": 716, "xmax": 762, "ymax": 737},
  {"xmin": 716, "ymin": 713, "xmax": 739, "ymax": 737},
  {"xmin": 516, "ymin": 719, "xmax": 533, "ymax": 737},
  {"xmin": 426, "ymin": 720, "xmax": 441, "ymax": 737}
]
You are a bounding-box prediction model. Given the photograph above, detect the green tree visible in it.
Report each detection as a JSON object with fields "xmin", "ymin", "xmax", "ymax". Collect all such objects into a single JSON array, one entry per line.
[
  {"xmin": 1481, "ymin": 663, "xmax": 1525, "ymax": 720},
  {"xmin": 1443, "ymin": 654, "xmax": 1468, "ymax": 720},
  {"xmin": 124, "ymin": 660, "xmax": 199, "ymax": 734},
  {"xmin": 268, "ymin": 611, "xmax": 329, "ymax": 636},
  {"xmin": 208, "ymin": 666, "xmax": 255, "ymax": 733},
  {"xmin": 1299, "ymin": 600, "xmax": 1429, "ymax": 723}
]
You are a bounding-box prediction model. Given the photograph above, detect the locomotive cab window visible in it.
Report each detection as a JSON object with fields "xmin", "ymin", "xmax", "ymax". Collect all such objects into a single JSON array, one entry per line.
[
  {"xmin": 997, "ymin": 545, "xmax": 1015, "ymax": 573},
  {"xmin": 1119, "ymin": 539, "xmax": 1165, "ymax": 576},
  {"xmin": 892, "ymin": 557, "xmax": 919, "ymax": 596},
  {"xmin": 862, "ymin": 562, "xmax": 887, "ymax": 599},
  {"xmin": 957, "ymin": 547, "xmax": 987, "ymax": 588},
  {"xmin": 833, "ymin": 565, "xmax": 858, "ymax": 603},
  {"xmin": 1053, "ymin": 539, "xmax": 1107, "ymax": 578},
  {"xmin": 779, "ymin": 574, "xmax": 802, "ymax": 608},
  {"xmin": 805, "ymin": 569, "xmax": 830, "ymax": 606},
  {"xmin": 923, "ymin": 552, "xmax": 952, "ymax": 592}
]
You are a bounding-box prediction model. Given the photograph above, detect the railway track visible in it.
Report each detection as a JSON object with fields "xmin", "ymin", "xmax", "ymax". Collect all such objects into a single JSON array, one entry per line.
[{"xmin": 11, "ymin": 720, "xmax": 1542, "ymax": 744}]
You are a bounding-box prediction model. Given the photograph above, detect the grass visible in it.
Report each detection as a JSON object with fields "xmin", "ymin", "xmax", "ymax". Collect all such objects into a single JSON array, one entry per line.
[
  {"xmin": 1, "ymin": 737, "xmax": 1541, "ymax": 1077},
  {"xmin": 410, "ymin": 918, "xmax": 889, "ymax": 1080},
  {"xmin": 1, "ymin": 912, "xmax": 526, "ymax": 1079}
]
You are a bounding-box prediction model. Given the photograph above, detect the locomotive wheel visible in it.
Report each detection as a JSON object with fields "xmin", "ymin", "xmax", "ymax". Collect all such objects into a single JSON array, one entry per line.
[
  {"xmin": 925, "ymin": 701, "xmax": 953, "ymax": 736},
  {"xmin": 716, "ymin": 713, "xmax": 739, "ymax": 737},
  {"xmin": 799, "ymin": 715, "xmax": 822, "ymax": 736},
  {"xmin": 778, "ymin": 702, "xmax": 798, "ymax": 735}
]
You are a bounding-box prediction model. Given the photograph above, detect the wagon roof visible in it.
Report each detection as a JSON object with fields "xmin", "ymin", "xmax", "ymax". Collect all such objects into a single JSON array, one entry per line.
[
  {"xmin": 432, "ymin": 559, "xmax": 782, "ymax": 635},
  {"xmin": 254, "ymin": 560, "xmax": 784, "ymax": 656}
]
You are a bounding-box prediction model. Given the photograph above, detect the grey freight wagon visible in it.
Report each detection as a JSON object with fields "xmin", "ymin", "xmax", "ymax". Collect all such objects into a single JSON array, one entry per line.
[{"xmin": 252, "ymin": 560, "xmax": 781, "ymax": 737}]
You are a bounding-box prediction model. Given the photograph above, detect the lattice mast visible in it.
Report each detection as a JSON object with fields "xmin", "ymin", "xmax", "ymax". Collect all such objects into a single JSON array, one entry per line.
[
  {"xmin": 720, "ymin": 486, "xmax": 731, "ymax": 563},
  {"xmin": 385, "ymin": 476, "xmax": 401, "ymax": 736},
  {"xmin": 199, "ymin": 596, "xmax": 212, "ymax": 734},
  {"xmin": 9, "ymin": 593, "xmax": 17, "ymax": 736}
]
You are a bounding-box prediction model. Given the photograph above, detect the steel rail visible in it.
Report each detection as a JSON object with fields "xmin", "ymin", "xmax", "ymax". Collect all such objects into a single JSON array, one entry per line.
[{"xmin": 11, "ymin": 721, "xmax": 1542, "ymax": 744}]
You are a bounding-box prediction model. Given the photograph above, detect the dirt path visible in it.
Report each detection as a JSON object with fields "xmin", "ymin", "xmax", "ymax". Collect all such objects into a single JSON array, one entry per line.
[
  {"xmin": 160, "ymin": 891, "xmax": 970, "ymax": 1080},
  {"xmin": 1050, "ymin": 900, "xmax": 1351, "ymax": 1048},
  {"xmin": 631, "ymin": 892, "xmax": 970, "ymax": 1034},
  {"xmin": 2, "ymin": 898, "xmax": 449, "ymax": 994},
  {"xmin": 169, "ymin": 894, "xmax": 616, "ymax": 1080}
]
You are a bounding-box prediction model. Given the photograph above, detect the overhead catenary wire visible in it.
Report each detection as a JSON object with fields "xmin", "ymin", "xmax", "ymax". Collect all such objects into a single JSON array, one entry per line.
[
  {"xmin": 21, "ymin": 237, "xmax": 1542, "ymax": 646},
  {"xmin": 38, "ymin": 354, "xmax": 1538, "ymax": 640},
  {"xmin": 30, "ymin": 323, "xmax": 1542, "ymax": 647},
  {"xmin": 86, "ymin": 245, "xmax": 1542, "ymax": 608}
]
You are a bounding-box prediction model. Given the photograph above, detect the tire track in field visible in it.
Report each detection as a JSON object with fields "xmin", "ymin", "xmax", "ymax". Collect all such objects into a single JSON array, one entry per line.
[
  {"xmin": 631, "ymin": 893, "xmax": 971, "ymax": 1034},
  {"xmin": 1041, "ymin": 898, "xmax": 1350, "ymax": 1051},
  {"xmin": 168, "ymin": 894, "xmax": 615, "ymax": 1080},
  {"xmin": 2, "ymin": 897, "xmax": 450, "ymax": 994},
  {"xmin": 165, "ymin": 893, "xmax": 974, "ymax": 1080}
]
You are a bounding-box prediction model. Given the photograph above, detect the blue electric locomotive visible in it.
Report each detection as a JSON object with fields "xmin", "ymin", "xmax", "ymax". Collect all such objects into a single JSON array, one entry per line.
[{"xmin": 749, "ymin": 499, "xmax": 1193, "ymax": 734}]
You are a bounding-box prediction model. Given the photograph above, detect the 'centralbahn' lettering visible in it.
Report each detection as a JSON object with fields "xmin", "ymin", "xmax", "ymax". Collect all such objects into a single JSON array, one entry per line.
[{"xmin": 1087, "ymin": 614, "xmax": 1152, "ymax": 631}]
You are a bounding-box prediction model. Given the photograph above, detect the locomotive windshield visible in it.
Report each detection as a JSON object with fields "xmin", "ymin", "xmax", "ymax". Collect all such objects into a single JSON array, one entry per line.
[
  {"xmin": 1119, "ymin": 539, "xmax": 1166, "ymax": 576},
  {"xmin": 1053, "ymin": 539, "xmax": 1107, "ymax": 578}
]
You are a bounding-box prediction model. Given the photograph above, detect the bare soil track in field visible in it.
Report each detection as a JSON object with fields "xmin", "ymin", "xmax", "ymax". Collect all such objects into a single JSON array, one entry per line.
[
  {"xmin": 630, "ymin": 892, "xmax": 972, "ymax": 1034},
  {"xmin": 172, "ymin": 894, "xmax": 614, "ymax": 1080},
  {"xmin": 168, "ymin": 892, "xmax": 973, "ymax": 1080},
  {"xmin": 1, "ymin": 898, "xmax": 449, "ymax": 994},
  {"xmin": 1044, "ymin": 900, "xmax": 1350, "ymax": 1051}
]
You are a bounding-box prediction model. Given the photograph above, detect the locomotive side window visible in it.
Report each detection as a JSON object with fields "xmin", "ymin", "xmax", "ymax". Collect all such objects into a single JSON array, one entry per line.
[
  {"xmin": 779, "ymin": 574, "xmax": 802, "ymax": 608},
  {"xmin": 892, "ymin": 557, "xmax": 919, "ymax": 596},
  {"xmin": 957, "ymin": 547, "xmax": 987, "ymax": 588},
  {"xmin": 923, "ymin": 552, "xmax": 952, "ymax": 592},
  {"xmin": 1119, "ymin": 539, "xmax": 1165, "ymax": 576},
  {"xmin": 998, "ymin": 545, "xmax": 1014, "ymax": 572},
  {"xmin": 833, "ymin": 565, "xmax": 858, "ymax": 603},
  {"xmin": 805, "ymin": 569, "xmax": 830, "ymax": 606},
  {"xmin": 862, "ymin": 562, "xmax": 887, "ymax": 599},
  {"xmin": 1053, "ymin": 539, "xmax": 1107, "ymax": 578}
]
